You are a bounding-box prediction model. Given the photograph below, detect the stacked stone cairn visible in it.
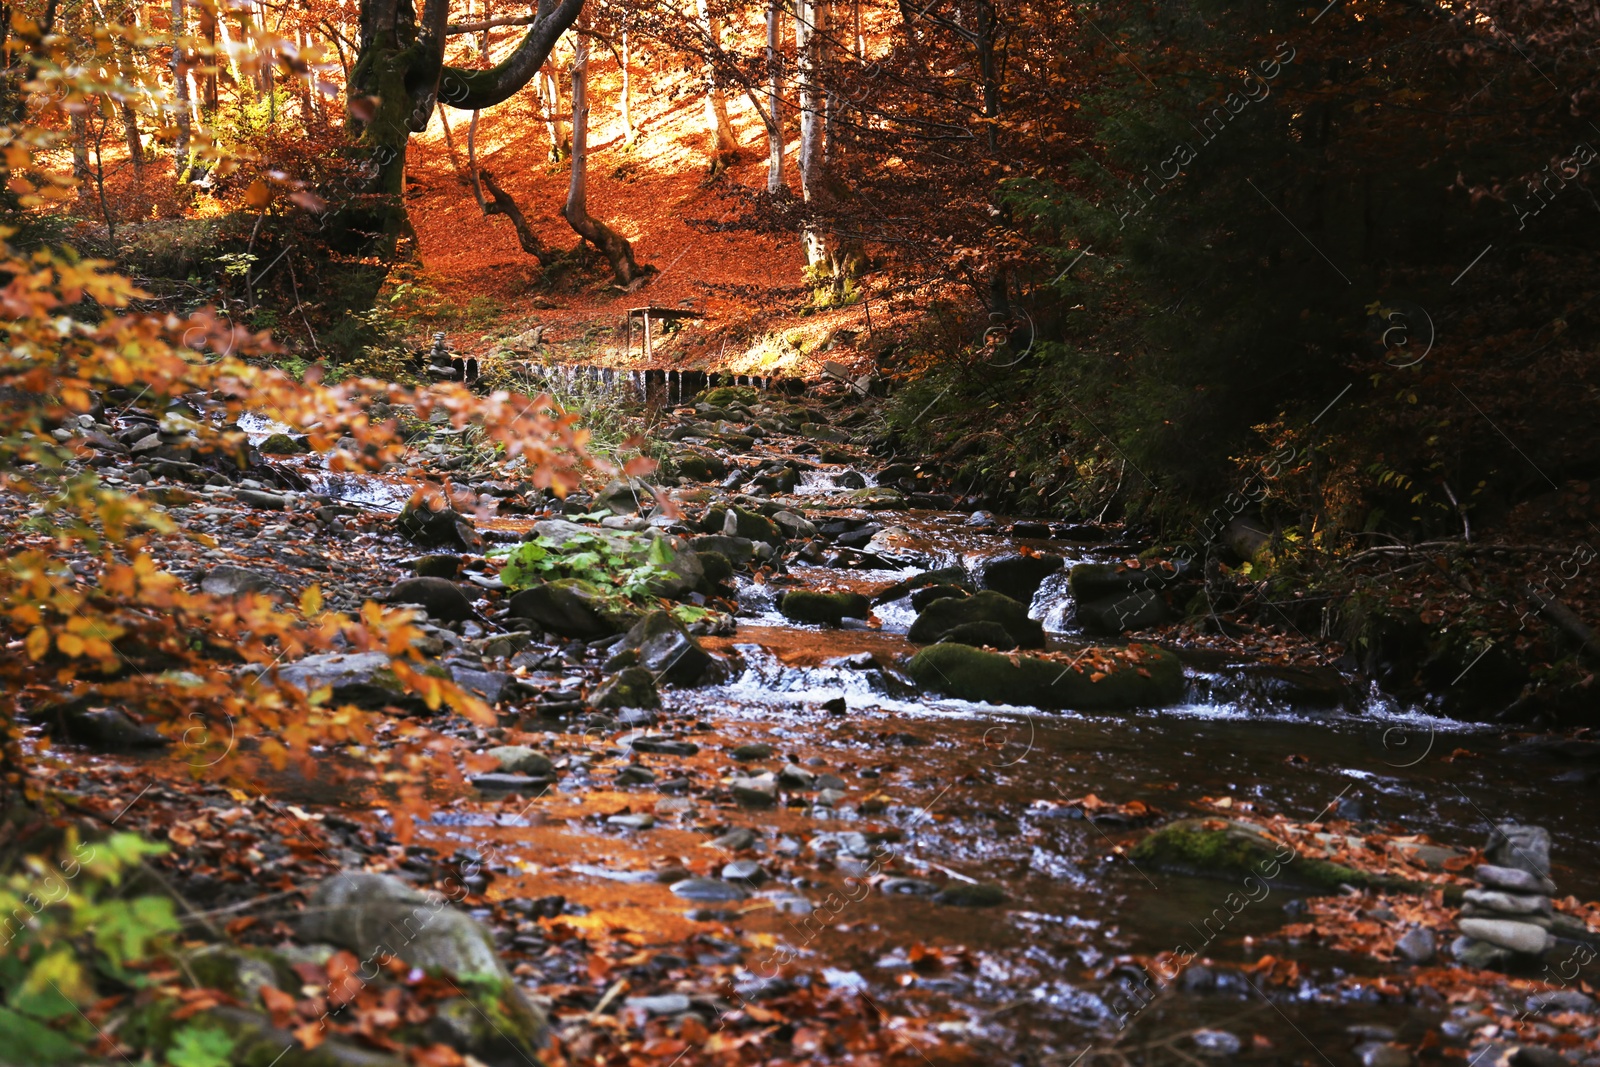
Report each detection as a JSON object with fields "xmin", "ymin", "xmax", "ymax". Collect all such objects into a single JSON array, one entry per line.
[{"xmin": 1453, "ymin": 822, "xmax": 1557, "ymax": 968}]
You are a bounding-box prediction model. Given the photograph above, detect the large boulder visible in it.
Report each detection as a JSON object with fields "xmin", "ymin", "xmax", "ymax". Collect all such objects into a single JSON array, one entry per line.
[
  {"xmin": 872, "ymin": 565, "xmax": 970, "ymax": 605},
  {"xmin": 386, "ymin": 577, "xmax": 477, "ymax": 622},
  {"xmin": 272, "ymin": 651, "xmax": 429, "ymax": 714},
  {"xmin": 907, "ymin": 590, "xmax": 1045, "ymax": 649},
  {"xmin": 907, "ymin": 642, "xmax": 1184, "ymax": 710},
  {"xmin": 978, "ymin": 552, "xmax": 1064, "ymax": 604},
  {"xmin": 591, "ymin": 666, "xmax": 661, "ymax": 709},
  {"xmin": 692, "ymin": 534, "xmax": 756, "ymax": 567},
  {"xmin": 37, "ymin": 696, "xmax": 170, "ymax": 750},
  {"xmin": 398, "ymin": 499, "xmax": 481, "ymax": 551},
  {"xmin": 505, "ymin": 578, "xmax": 638, "ymax": 639},
  {"xmin": 297, "ymin": 873, "xmax": 546, "ymax": 1060},
  {"xmin": 1076, "ymin": 589, "xmax": 1170, "ymax": 634},
  {"xmin": 779, "ymin": 590, "xmax": 871, "ymax": 627},
  {"xmin": 530, "ymin": 519, "xmax": 704, "ymax": 597},
  {"xmin": 619, "ymin": 610, "xmax": 714, "ymax": 685},
  {"xmin": 1129, "ymin": 818, "xmax": 1406, "ymax": 892}
]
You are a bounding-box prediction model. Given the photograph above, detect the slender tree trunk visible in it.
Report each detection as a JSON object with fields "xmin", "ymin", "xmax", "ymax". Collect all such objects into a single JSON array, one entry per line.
[
  {"xmin": 694, "ymin": 0, "xmax": 738, "ymax": 173},
  {"xmin": 561, "ymin": 9, "xmax": 645, "ymax": 286},
  {"xmin": 70, "ymin": 110, "xmax": 90, "ymax": 202},
  {"xmin": 202, "ymin": 9, "xmax": 218, "ymax": 114},
  {"xmin": 171, "ymin": 0, "xmax": 191, "ymax": 175},
  {"xmin": 795, "ymin": 0, "xmax": 825, "ymax": 266},
  {"xmin": 766, "ymin": 0, "xmax": 784, "ymax": 194},
  {"xmin": 120, "ymin": 100, "xmax": 144, "ymax": 178},
  {"xmin": 481, "ymin": 170, "xmax": 554, "ymax": 263},
  {"xmin": 620, "ymin": 22, "xmax": 634, "ymax": 144},
  {"xmin": 539, "ymin": 64, "xmax": 570, "ymax": 161},
  {"xmin": 976, "ymin": 0, "xmax": 999, "ymax": 153}
]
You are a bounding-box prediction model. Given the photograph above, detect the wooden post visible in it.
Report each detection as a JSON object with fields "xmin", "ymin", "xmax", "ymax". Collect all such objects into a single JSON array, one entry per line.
[
  {"xmin": 863, "ymin": 299, "xmax": 873, "ymax": 336},
  {"xmin": 643, "ymin": 311, "xmax": 653, "ymax": 361}
]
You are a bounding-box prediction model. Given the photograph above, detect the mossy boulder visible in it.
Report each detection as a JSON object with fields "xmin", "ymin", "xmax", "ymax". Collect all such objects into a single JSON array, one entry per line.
[
  {"xmin": 257, "ymin": 432, "xmax": 309, "ymax": 455},
  {"xmin": 780, "ymin": 590, "xmax": 871, "ymax": 626},
  {"xmin": 837, "ymin": 486, "xmax": 905, "ymax": 509},
  {"xmin": 1130, "ymin": 818, "xmax": 1418, "ymax": 893},
  {"xmin": 910, "ymin": 583, "xmax": 971, "ymax": 610},
  {"xmin": 274, "ymin": 651, "xmax": 430, "ymax": 715},
  {"xmin": 1077, "ymin": 589, "xmax": 1170, "ymax": 634},
  {"xmin": 505, "ymin": 578, "xmax": 639, "ymax": 639},
  {"xmin": 591, "ymin": 666, "xmax": 661, "ymax": 709},
  {"xmin": 725, "ymin": 506, "xmax": 783, "ymax": 545},
  {"xmin": 872, "ymin": 565, "xmax": 970, "ymax": 605},
  {"xmin": 1068, "ymin": 561, "xmax": 1161, "ymax": 600},
  {"xmin": 397, "ymin": 499, "xmax": 481, "ymax": 551},
  {"xmin": 620, "ymin": 610, "xmax": 714, "ymax": 684},
  {"xmin": 907, "ymin": 590, "xmax": 1045, "ymax": 649},
  {"xmin": 939, "ymin": 620, "xmax": 1017, "ymax": 650},
  {"xmin": 907, "ymin": 642, "xmax": 1184, "ymax": 709},
  {"xmin": 696, "ymin": 549, "xmax": 735, "ymax": 587},
  {"xmin": 702, "ymin": 385, "xmax": 757, "ymax": 407},
  {"xmin": 979, "ymin": 552, "xmax": 1065, "ymax": 603},
  {"xmin": 675, "ymin": 453, "xmax": 714, "ymax": 481},
  {"xmin": 386, "ymin": 576, "xmax": 476, "ymax": 622}
]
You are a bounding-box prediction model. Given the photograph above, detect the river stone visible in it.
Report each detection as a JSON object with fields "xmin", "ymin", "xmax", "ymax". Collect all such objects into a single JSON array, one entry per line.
[
  {"xmin": 595, "ymin": 477, "xmax": 653, "ymax": 515},
  {"xmin": 910, "ymin": 583, "xmax": 971, "ymax": 611},
  {"xmin": 773, "ymin": 511, "xmax": 817, "ymax": 539},
  {"xmin": 258, "ymin": 432, "xmax": 309, "ymax": 454},
  {"xmin": 386, "ymin": 577, "xmax": 476, "ymax": 622},
  {"xmin": 721, "ymin": 860, "xmax": 768, "ymax": 884},
  {"xmin": 411, "ymin": 553, "xmax": 463, "ymax": 579},
  {"xmin": 908, "ymin": 641, "xmax": 1183, "ymax": 710},
  {"xmin": 777, "ymin": 763, "xmax": 816, "ymax": 788},
  {"xmin": 978, "ymin": 552, "xmax": 1064, "ymax": 603},
  {"xmin": 608, "ymin": 813, "xmax": 655, "ymax": 830},
  {"xmin": 1458, "ymin": 917, "xmax": 1550, "ymax": 955},
  {"xmin": 732, "ymin": 774, "xmax": 778, "ymax": 806},
  {"xmin": 449, "ymin": 666, "xmax": 514, "ymax": 704},
  {"xmin": 200, "ymin": 564, "xmax": 279, "ymax": 597},
  {"xmin": 484, "ymin": 745, "xmax": 555, "ymax": 777},
  {"xmin": 907, "ymin": 589, "xmax": 1045, "ymax": 649},
  {"xmin": 273, "ymin": 651, "xmax": 427, "ymax": 714},
  {"xmin": 397, "ymin": 499, "xmax": 481, "ymax": 550},
  {"xmin": 236, "ymin": 488, "xmax": 288, "ymax": 510},
  {"xmin": 838, "ymin": 486, "xmax": 904, "ymax": 509},
  {"xmin": 627, "ymin": 993, "xmax": 693, "ymax": 1017},
  {"xmin": 591, "ymin": 667, "xmax": 660, "ymax": 709},
  {"xmin": 1192, "ymin": 1030, "xmax": 1243, "ymax": 1059},
  {"xmin": 39, "ymin": 698, "xmax": 170, "ymax": 750},
  {"xmin": 506, "ymin": 578, "xmax": 636, "ymax": 639},
  {"xmin": 1453, "ymin": 936, "xmax": 1513, "ymax": 970},
  {"xmin": 1475, "ymin": 864, "xmax": 1557, "ymax": 895},
  {"xmin": 1068, "ymin": 561, "xmax": 1174, "ymax": 600},
  {"xmin": 731, "ymin": 743, "xmax": 774, "ymax": 760},
  {"xmin": 722, "ymin": 506, "xmax": 783, "ymax": 545},
  {"xmin": 692, "ymin": 534, "xmax": 756, "ymax": 566},
  {"xmin": 1394, "ymin": 926, "xmax": 1435, "ymax": 964},
  {"xmin": 932, "ymin": 882, "xmax": 1006, "ymax": 907},
  {"xmin": 871, "ymin": 566, "xmax": 969, "ymax": 604},
  {"xmin": 1357, "ymin": 1043, "xmax": 1411, "ymax": 1067},
  {"xmin": 1485, "ymin": 823, "xmax": 1552, "ymax": 880},
  {"xmin": 620, "ymin": 610, "xmax": 712, "ymax": 684},
  {"xmin": 1526, "ymin": 989, "xmax": 1596, "ymax": 1014},
  {"xmin": 630, "ymin": 735, "xmax": 699, "ymax": 756},
  {"xmin": 1076, "ymin": 589, "xmax": 1170, "ymax": 634},
  {"xmin": 696, "ymin": 550, "xmax": 735, "ymax": 587},
  {"xmin": 1463, "ymin": 888, "xmax": 1552, "ymax": 916},
  {"xmin": 472, "ymin": 773, "xmax": 550, "ymax": 794},
  {"xmin": 298, "ymin": 873, "xmax": 545, "ymax": 1054},
  {"xmin": 671, "ymin": 877, "xmax": 749, "ymax": 902},
  {"xmin": 711, "ymin": 827, "xmax": 757, "ymax": 851},
  {"xmin": 880, "ymin": 877, "xmax": 939, "ymax": 896},
  {"xmin": 938, "ymin": 620, "xmax": 1018, "ymax": 651},
  {"xmin": 1131, "ymin": 818, "xmax": 1391, "ymax": 892},
  {"xmin": 780, "ymin": 590, "xmax": 871, "ymax": 626}
]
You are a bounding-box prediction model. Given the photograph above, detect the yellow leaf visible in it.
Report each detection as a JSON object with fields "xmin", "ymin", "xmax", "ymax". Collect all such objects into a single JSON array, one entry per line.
[
  {"xmin": 25, "ymin": 626, "xmax": 50, "ymax": 660},
  {"xmin": 56, "ymin": 632, "xmax": 85, "ymax": 657},
  {"xmin": 244, "ymin": 179, "xmax": 271, "ymax": 209},
  {"xmin": 300, "ymin": 584, "xmax": 323, "ymax": 616}
]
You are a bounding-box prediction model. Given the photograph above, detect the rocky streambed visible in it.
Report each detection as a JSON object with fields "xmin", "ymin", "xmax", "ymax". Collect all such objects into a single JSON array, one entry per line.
[{"xmin": 21, "ymin": 381, "xmax": 1600, "ymax": 1067}]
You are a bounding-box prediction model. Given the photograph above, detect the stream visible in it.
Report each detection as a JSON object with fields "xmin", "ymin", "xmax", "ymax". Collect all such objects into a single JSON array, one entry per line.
[{"xmin": 236, "ymin": 387, "xmax": 1600, "ymax": 1064}]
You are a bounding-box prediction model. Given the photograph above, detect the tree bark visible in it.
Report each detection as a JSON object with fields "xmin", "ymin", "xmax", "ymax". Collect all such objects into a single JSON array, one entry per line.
[
  {"xmin": 120, "ymin": 100, "xmax": 143, "ymax": 178},
  {"xmin": 765, "ymin": 0, "xmax": 785, "ymax": 194},
  {"xmin": 171, "ymin": 0, "xmax": 190, "ymax": 176},
  {"xmin": 795, "ymin": 0, "xmax": 825, "ymax": 265},
  {"xmin": 620, "ymin": 22, "xmax": 634, "ymax": 143},
  {"xmin": 339, "ymin": 0, "xmax": 584, "ymax": 261},
  {"xmin": 694, "ymin": 0, "xmax": 739, "ymax": 173},
  {"xmin": 480, "ymin": 170, "xmax": 556, "ymax": 264},
  {"xmin": 561, "ymin": 8, "xmax": 646, "ymax": 286},
  {"xmin": 537, "ymin": 64, "xmax": 570, "ymax": 161},
  {"xmin": 70, "ymin": 110, "xmax": 90, "ymax": 203}
]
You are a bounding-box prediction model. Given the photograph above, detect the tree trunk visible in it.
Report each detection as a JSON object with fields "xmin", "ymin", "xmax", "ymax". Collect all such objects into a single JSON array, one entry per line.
[
  {"xmin": 538, "ymin": 64, "xmax": 570, "ymax": 161},
  {"xmin": 765, "ymin": 0, "xmax": 784, "ymax": 194},
  {"xmin": 70, "ymin": 110, "xmax": 90, "ymax": 203},
  {"xmin": 171, "ymin": 0, "xmax": 190, "ymax": 176},
  {"xmin": 694, "ymin": 0, "xmax": 738, "ymax": 173},
  {"xmin": 975, "ymin": 0, "xmax": 999, "ymax": 153},
  {"xmin": 561, "ymin": 9, "xmax": 646, "ymax": 286},
  {"xmin": 339, "ymin": 0, "xmax": 583, "ymax": 263},
  {"xmin": 795, "ymin": 0, "xmax": 825, "ymax": 266},
  {"xmin": 481, "ymin": 170, "xmax": 555, "ymax": 263},
  {"xmin": 120, "ymin": 100, "xmax": 143, "ymax": 178},
  {"xmin": 620, "ymin": 22, "xmax": 634, "ymax": 144},
  {"xmin": 201, "ymin": 8, "xmax": 218, "ymax": 114}
]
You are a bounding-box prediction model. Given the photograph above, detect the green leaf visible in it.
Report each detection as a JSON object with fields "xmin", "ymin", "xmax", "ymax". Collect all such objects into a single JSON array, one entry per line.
[
  {"xmin": 0, "ymin": 1007, "xmax": 83, "ymax": 1065},
  {"xmin": 166, "ymin": 1023, "xmax": 238, "ymax": 1067},
  {"xmin": 13, "ymin": 950, "xmax": 93, "ymax": 1020}
]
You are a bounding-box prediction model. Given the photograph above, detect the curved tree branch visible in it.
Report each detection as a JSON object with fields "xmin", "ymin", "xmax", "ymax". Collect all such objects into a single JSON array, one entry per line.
[{"xmin": 435, "ymin": 0, "xmax": 587, "ymax": 112}]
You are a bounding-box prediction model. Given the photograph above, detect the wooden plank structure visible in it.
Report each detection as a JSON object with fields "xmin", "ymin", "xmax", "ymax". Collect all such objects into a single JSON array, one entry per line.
[{"xmin": 625, "ymin": 306, "xmax": 703, "ymax": 361}]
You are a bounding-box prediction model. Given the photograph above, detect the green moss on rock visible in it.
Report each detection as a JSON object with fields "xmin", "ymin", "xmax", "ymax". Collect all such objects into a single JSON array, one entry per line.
[
  {"xmin": 780, "ymin": 590, "xmax": 871, "ymax": 626},
  {"xmin": 906, "ymin": 642, "xmax": 1183, "ymax": 709}
]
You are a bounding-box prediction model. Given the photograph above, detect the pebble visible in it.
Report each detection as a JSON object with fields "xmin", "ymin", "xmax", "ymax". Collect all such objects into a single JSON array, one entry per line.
[
  {"xmin": 932, "ymin": 882, "xmax": 1005, "ymax": 907},
  {"xmin": 720, "ymin": 860, "xmax": 768, "ymax": 884},
  {"xmin": 626, "ymin": 993, "xmax": 692, "ymax": 1017},
  {"xmin": 1395, "ymin": 926, "xmax": 1436, "ymax": 964},
  {"xmin": 711, "ymin": 827, "xmax": 757, "ymax": 851},
  {"xmin": 1356, "ymin": 1042, "xmax": 1412, "ymax": 1067},
  {"xmin": 730, "ymin": 743, "xmax": 774, "ymax": 761},
  {"xmin": 1476, "ymin": 864, "xmax": 1558, "ymax": 895},
  {"xmin": 671, "ymin": 877, "xmax": 749, "ymax": 903},
  {"xmin": 1458, "ymin": 917, "xmax": 1550, "ymax": 955},
  {"xmin": 1526, "ymin": 990, "xmax": 1596, "ymax": 1014},
  {"xmin": 470, "ymin": 773, "xmax": 549, "ymax": 794},
  {"xmin": 1463, "ymin": 888, "xmax": 1552, "ymax": 916},
  {"xmin": 1191, "ymin": 1029, "xmax": 1242, "ymax": 1058},
  {"xmin": 607, "ymin": 813, "xmax": 655, "ymax": 830},
  {"xmin": 731, "ymin": 775, "xmax": 778, "ymax": 806},
  {"xmin": 880, "ymin": 877, "xmax": 939, "ymax": 896}
]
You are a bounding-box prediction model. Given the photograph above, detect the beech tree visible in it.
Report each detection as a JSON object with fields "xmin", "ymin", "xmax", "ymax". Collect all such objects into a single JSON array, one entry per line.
[{"xmin": 343, "ymin": 0, "xmax": 585, "ymax": 252}]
